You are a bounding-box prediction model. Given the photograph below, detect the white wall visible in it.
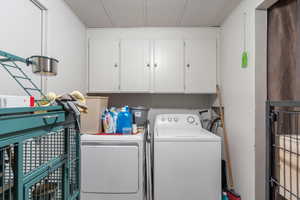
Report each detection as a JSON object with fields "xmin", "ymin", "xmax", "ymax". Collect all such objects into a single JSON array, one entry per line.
[
  {"xmin": 220, "ymin": 0, "xmax": 267, "ymax": 200},
  {"xmin": 255, "ymin": 10, "xmax": 268, "ymax": 200},
  {"xmin": 40, "ymin": 0, "xmax": 86, "ymax": 94},
  {"xmin": 0, "ymin": 0, "xmax": 42, "ymax": 96},
  {"xmin": 0, "ymin": 0, "xmax": 86, "ymax": 97}
]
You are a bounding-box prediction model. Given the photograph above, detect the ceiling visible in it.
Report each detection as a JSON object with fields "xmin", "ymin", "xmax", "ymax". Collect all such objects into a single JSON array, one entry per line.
[{"xmin": 64, "ymin": 0, "xmax": 241, "ymax": 28}]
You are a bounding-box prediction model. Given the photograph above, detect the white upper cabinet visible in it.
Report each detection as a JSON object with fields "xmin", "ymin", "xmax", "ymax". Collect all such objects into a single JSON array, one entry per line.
[
  {"xmin": 87, "ymin": 28, "xmax": 219, "ymax": 94},
  {"xmin": 184, "ymin": 39, "xmax": 217, "ymax": 93},
  {"xmin": 120, "ymin": 40, "xmax": 151, "ymax": 92},
  {"xmin": 88, "ymin": 39, "xmax": 120, "ymax": 92},
  {"xmin": 153, "ymin": 40, "xmax": 184, "ymax": 93}
]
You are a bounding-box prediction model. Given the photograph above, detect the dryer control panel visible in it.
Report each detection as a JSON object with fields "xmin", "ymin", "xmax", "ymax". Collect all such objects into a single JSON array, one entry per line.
[{"xmin": 155, "ymin": 114, "xmax": 202, "ymax": 128}]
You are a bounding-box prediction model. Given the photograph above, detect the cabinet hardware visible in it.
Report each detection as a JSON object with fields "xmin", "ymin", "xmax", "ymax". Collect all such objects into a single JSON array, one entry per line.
[
  {"xmin": 187, "ymin": 64, "xmax": 190, "ymax": 68},
  {"xmin": 114, "ymin": 64, "xmax": 118, "ymax": 68},
  {"xmin": 146, "ymin": 64, "xmax": 150, "ymax": 67},
  {"xmin": 154, "ymin": 64, "xmax": 158, "ymax": 67}
]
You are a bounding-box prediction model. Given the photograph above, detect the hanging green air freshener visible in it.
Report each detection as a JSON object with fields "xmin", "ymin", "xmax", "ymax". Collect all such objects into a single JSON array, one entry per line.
[{"xmin": 241, "ymin": 51, "xmax": 248, "ymax": 68}]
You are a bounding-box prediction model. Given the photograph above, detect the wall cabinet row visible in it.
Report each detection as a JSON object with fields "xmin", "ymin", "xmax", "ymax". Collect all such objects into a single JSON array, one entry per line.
[{"xmin": 88, "ymin": 39, "xmax": 217, "ymax": 93}]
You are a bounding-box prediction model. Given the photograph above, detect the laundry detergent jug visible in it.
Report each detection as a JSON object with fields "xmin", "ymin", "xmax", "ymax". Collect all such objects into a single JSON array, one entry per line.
[{"xmin": 116, "ymin": 106, "xmax": 133, "ymax": 134}]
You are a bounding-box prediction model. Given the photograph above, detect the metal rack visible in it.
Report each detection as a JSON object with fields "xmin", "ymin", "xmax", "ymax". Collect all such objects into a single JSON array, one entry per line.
[
  {"xmin": 0, "ymin": 106, "xmax": 80, "ymax": 200},
  {"xmin": 0, "ymin": 50, "xmax": 47, "ymax": 105},
  {"xmin": 266, "ymin": 101, "xmax": 300, "ymax": 200}
]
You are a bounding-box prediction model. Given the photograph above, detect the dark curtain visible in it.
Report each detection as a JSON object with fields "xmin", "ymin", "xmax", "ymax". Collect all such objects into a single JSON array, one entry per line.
[
  {"xmin": 268, "ymin": 3, "xmax": 300, "ymax": 200},
  {"xmin": 268, "ymin": 0, "xmax": 298, "ymax": 100}
]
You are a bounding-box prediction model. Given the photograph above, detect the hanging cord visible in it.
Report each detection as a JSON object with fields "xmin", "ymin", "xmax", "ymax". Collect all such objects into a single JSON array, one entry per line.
[
  {"xmin": 209, "ymin": 117, "xmax": 221, "ymax": 133},
  {"xmin": 241, "ymin": 11, "xmax": 248, "ymax": 68},
  {"xmin": 243, "ymin": 12, "xmax": 247, "ymax": 52}
]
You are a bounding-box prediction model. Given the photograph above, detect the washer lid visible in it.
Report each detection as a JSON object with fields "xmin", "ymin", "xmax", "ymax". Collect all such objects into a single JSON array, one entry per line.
[{"xmin": 155, "ymin": 127, "xmax": 221, "ymax": 142}]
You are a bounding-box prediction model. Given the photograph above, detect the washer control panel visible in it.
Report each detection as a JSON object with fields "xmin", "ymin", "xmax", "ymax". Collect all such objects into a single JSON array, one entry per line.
[
  {"xmin": 187, "ymin": 116, "xmax": 196, "ymax": 124},
  {"xmin": 155, "ymin": 114, "xmax": 201, "ymax": 128}
]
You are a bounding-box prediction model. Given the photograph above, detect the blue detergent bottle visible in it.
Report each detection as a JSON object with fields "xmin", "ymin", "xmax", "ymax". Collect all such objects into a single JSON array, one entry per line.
[{"xmin": 116, "ymin": 106, "xmax": 133, "ymax": 134}]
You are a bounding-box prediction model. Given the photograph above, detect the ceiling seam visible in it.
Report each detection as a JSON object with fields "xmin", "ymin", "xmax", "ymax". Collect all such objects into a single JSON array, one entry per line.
[
  {"xmin": 215, "ymin": 0, "xmax": 240, "ymax": 26},
  {"xmin": 99, "ymin": 0, "xmax": 114, "ymax": 26},
  {"xmin": 178, "ymin": 0, "xmax": 189, "ymax": 26},
  {"xmin": 144, "ymin": 0, "xmax": 148, "ymax": 26}
]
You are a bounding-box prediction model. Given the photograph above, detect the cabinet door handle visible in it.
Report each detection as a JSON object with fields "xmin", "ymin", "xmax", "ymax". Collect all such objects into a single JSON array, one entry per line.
[
  {"xmin": 187, "ymin": 64, "xmax": 190, "ymax": 68},
  {"xmin": 154, "ymin": 63, "xmax": 158, "ymax": 68},
  {"xmin": 146, "ymin": 64, "xmax": 150, "ymax": 68},
  {"xmin": 114, "ymin": 63, "xmax": 118, "ymax": 68}
]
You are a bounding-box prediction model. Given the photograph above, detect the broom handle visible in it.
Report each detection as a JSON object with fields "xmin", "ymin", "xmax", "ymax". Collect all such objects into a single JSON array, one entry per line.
[{"xmin": 216, "ymin": 85, "xmax": 234, "ymax": 189}]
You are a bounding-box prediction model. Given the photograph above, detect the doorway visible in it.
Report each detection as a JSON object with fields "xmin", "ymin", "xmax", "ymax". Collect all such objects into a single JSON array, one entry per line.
[{"xmin": 267, "ymin": 0, "xmax": 300, "ymax": 200}]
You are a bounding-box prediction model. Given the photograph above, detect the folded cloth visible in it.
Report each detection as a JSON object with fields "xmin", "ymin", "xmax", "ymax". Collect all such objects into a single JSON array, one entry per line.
[
  {"xmin": 57, "ymin": 94, "xmax": 76, "ymax": 101},
  {"xmin": 38, "ymin": 91, "xmax": 88, "ymax": 113}
]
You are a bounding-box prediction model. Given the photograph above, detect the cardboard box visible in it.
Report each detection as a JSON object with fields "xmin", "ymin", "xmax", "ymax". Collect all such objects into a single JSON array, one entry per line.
[{"xmin": 80, "ymin": 96, "xmax": 108, "ymax": 134}]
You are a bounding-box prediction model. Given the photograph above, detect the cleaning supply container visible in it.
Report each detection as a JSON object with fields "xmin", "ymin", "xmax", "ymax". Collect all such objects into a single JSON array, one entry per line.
[
  {"xmin": 117, "ymin": 106, "xmax": 133, "ymax": 134},
  {"xmin": 131, "ymin": 106, "xmax": 149, "ymax": 127}
]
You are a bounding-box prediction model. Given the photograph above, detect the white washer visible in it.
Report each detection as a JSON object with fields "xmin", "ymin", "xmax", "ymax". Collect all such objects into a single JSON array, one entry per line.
[
  {"xmin": 153, "ymin": 114, "xmax": 221, "ymax": 200},
  {"xmin": 81, "ymin": 133, "xmax": 145, "ymax": 200}
]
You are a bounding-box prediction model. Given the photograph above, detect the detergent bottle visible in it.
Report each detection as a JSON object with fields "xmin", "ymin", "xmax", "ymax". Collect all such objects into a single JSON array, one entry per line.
[
  {"xmin": 109, "ymin": 107, "xmax": 119, "ymax": 133},
  {"xmin": 102, "ymin": 109, "xmax": 114, "ymax": 133},
  {"xmin": 116, "ymin": 106, "xmax": 133, "ymax": 134}
]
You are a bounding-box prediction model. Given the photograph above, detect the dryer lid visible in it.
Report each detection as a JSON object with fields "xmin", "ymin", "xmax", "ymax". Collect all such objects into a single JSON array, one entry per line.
[{"xmin": 81, "ymin": 133, "xmax": 144, "ymax": 142}]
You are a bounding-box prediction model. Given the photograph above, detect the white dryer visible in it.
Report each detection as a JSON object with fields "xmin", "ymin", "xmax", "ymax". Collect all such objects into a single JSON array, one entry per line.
[
  {"xmin": 153, "ymin": 114, "xmax": 221, "ymax": 200},
  {"xmin": 81, "ymin": 133, "xmax": 145, "ymax": 200}
]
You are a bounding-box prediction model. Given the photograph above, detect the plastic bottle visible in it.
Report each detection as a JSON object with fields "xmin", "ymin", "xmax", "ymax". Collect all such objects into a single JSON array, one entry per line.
[
  {"xmin": 102, "ymin": 109, "xmax": 114, "ymax": 133},
  {"xmin": 116, "ymin": 106, "xmax": 133, "ymax": 134},
  {"xmin": 222, "ymin": 192, "xmax": 229, "ymax": 200},
  {"xmin": 109, "ymin": 107, "xmax": 119, "ymax": 133}
]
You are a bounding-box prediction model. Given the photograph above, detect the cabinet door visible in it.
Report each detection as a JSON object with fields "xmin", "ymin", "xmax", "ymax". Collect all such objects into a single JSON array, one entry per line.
[
  {"xmin": 185, "ymin": 40, "xmax": 217, "ymax": 93},
  {"xmin": 88, "ymin": 39, "xmax": 120, "ymax": 92},
  {"xmin": 120, "ymin": 40, "xmax": 151, "ymax": 92},
  {"xmin": 153, "ymin": 40, "xmax": 184, "ymax": 93}
]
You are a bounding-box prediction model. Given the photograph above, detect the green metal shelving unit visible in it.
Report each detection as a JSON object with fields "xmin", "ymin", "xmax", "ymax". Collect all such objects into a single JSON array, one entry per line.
[{"xmin": 0, "ymin": 106, "xmax": 81, "ymax": 200}]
